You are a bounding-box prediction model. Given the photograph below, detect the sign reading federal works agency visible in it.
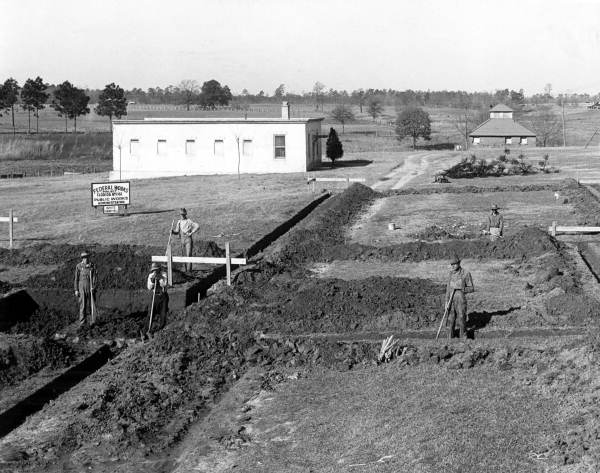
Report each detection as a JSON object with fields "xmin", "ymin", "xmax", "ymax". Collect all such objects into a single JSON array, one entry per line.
[{"xmin": 91, "ymin": 181, "xmax": 130, "ymax": 207}]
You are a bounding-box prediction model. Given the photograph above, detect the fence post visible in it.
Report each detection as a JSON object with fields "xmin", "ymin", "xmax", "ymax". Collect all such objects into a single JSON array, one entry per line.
[
  {"xmin": 346, "ymin": 177, "xmax": 350, "ymax": 188},
  {"xmin": 226, "ymin": 242, "xmax": 231, "ymax": 286},
  {"xmin": 552, "ymin": 221, "xmax": 557, "ymax": 237},
  {"xmin": 8, "ymin": 209, "xmax": 13, "ymax": 249},
  {"xmin": 166, "ymin": 244, "xmax": 173, "ymax": 286}
]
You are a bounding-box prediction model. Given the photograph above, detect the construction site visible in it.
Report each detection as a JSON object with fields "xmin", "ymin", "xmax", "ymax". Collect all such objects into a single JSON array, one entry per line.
[{"xmin": 0, "ymin": 147, "xmax": 599, "ymax": 472}]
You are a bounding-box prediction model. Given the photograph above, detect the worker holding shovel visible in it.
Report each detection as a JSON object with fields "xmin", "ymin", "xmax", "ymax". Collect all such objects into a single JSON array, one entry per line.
[
  {"xmin": 445, "ymin": 256, "xmax": 474, "ymax": 339},
  {"xmin": 171, "ymin": 208, "xmax": 200, "ymax": 273},
  {"xmin": 146, "ymin": 262, "xmax": 169, "ymax": 338},
  {"xmin": 74, "ymin": 251, "xmax": 98, "ymax": 327}
]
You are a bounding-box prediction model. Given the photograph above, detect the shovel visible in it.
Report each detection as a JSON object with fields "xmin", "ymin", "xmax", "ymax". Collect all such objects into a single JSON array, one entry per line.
[{"xmin": 436, "ymin": 289, "xmax": 456, "ymax": 340}]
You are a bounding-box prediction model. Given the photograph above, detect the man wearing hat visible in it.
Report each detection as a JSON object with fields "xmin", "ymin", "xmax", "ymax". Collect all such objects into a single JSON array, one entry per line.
[
  {"xmin": 171, "ymin": 208, "xmax": 200, "ymax": 272},
  {"xmin": 146, "ymin": 262, "xmax": 169, "ymax": 335},
  {"xmin": 445, "ymin": 256, "xmax": 474, "ymax": 339},
  {"xmin": 74, "ymin": 251, "xmax": 97, "ymax": 326},
  {"xmin": 487, "ymin": 204, "xmax": 504, "ymax": 241}
]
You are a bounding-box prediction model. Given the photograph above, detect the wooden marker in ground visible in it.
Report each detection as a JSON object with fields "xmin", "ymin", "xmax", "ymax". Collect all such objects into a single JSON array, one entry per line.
[
  {"xmin": 152, "ymin": 241, "xmax": 246, "ymax": 288},
  {"xmin": 0, "ymin": 209, "xmax": 19, "ymax": 249}
]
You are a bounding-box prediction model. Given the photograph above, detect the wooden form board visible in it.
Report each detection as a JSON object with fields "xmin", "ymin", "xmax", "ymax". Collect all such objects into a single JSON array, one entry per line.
[
  {"xmin": 152, "ymin": 242, "xmax": 246, "ymax": 286},
  {"xmin": 549, "ymin": 221, "xmax": 600, "ymax": 236}
]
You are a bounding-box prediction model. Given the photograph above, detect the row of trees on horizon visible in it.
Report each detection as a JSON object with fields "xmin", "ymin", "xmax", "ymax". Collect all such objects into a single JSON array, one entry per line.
[{"xmin": 0, "ymin": 76, "xmax": 584, "ymax": 146}]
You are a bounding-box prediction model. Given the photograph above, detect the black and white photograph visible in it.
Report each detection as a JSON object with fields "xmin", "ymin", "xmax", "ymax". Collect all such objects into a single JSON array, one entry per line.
[{"xmin": 1, "ymin": 0, "xmax": 600, "ymax": 471}]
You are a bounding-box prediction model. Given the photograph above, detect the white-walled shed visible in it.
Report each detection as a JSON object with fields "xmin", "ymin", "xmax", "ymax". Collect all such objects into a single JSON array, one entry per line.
[{"xmin": 110, "ymin": 109, "xmax": 324, "ymax": 180}]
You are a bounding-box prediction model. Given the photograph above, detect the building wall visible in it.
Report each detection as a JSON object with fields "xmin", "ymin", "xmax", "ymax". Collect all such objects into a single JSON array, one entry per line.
[
  {"xmin": 471, "ymin": 136, "xmax": 536, "ymax": 147},
  {"xmin": 110, "ymin": 121, "xmax": 322, "ymax": 180}
]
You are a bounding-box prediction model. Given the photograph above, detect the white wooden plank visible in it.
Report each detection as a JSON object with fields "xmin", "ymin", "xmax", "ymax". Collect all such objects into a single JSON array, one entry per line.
[
  {"xmin": 0, "ymin": 217, "xmax": 18, "ymax": 222},
  {"xmin": 548, "ymin": 226, "xmax": 600, "ymax": 233},
  {"xmin": 152, "ymin": 255, "xmax": 247, "ymax": 265},
  {"xmin": 306, "ymin": 177, "xmax": 365, "ymax": 183}
]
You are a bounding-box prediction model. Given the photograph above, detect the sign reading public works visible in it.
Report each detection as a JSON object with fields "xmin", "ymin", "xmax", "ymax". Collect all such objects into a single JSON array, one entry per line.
[{"xmin": 91, "ymin": 181, "xmax": 131, "ymax": 207}]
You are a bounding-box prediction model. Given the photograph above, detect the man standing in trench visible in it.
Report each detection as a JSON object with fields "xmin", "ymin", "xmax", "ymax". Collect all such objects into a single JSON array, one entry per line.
[
  {"xmin": 146, "ymin": 262, "xmax": 169, "ymax": 337},
  {"xmin": 487, "ymin": 204, "xmax": 504, "ymax": 241},
  {"xmin": 74, "ymin": 251, "xmax": 97, "ymax": 327},
  {"xmin": 445, "ymin": 256, "xmax": 474, "ymax": 339},
  {"xmin": 171, "ymin": 208, "xmax": 200, "ymax": 273}
]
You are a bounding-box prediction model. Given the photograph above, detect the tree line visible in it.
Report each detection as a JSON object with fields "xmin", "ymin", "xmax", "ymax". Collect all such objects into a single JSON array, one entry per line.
[{"xmin": 0, "ymin": 77, "xmax": 234, "ymax": 133}]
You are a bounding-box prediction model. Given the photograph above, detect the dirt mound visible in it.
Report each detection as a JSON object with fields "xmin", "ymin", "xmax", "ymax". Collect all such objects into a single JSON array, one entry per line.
[
  {"xmin": 0, "ymin": 334, "xmax": 76, "ymax": 388},
  {"xmin": 566, "ymin": 185, "xmax": 600, "ymax": 226},
  {"xmin": 230, "ymin": 276, "xmax": 445, "ymax": 333},
  {"xmin": 272, "ymin": 183, "xmax": 380, "ymax": 265},
  {"xmin": 10, "ymin": 308, "xmax": 75, "ymax": 338},
  {"xmin": 325, "ymin": 227, "xmax": 560, "ymax": 262},
  {"xmin": 391, "ymin": 179, "xmax": 578, "ymax": 196}
]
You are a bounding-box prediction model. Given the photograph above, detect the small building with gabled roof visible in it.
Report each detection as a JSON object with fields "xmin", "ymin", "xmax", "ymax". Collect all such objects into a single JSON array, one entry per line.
[{"xmin": 469, "ymin": 104, "xmax": 536, "ymax": 147}]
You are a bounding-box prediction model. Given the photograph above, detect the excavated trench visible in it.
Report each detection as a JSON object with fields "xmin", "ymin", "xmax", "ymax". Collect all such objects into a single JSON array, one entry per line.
[
  {"xmin": 3, "ymin": 182, "xmax": 600, "ymax": 471},
  {"xmin": 0, "ymin": 193, "xmax": 331, "ymax": 442}
]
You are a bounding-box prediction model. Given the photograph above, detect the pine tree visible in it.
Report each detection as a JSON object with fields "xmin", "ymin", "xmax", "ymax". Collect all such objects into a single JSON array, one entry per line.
[{"xmin": 326, "ymin": 127, "xmax": 343, "ymax": 166}]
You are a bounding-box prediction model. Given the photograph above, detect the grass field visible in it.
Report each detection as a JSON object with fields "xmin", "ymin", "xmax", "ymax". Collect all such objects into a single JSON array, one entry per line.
[
  {"xmin": 0, "ymin": 149, "xmax": 413, "ymax": 251},
  {"xmin": 188, "ymin": 363, "xmax": 562, "ymax": 473}
]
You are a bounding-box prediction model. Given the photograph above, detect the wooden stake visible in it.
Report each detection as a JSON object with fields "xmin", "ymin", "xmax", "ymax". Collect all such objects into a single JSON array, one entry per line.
[
  {"xmin": 552, "ymin": 221, "xmax": 557, "ymax": 237},
  {"xmin": 8, "ymin": 209, "xmax": 13, "ymax": 250},
  {"xmin": 166, "ymin": 244, "xmax": 173, "ymax": 286},
  {"xmin": 226, "ymin": 242, "xmax": 231, "ymax": 286}
]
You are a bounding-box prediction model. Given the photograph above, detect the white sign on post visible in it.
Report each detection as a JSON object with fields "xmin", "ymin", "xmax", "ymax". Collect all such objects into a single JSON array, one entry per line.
[{"xmin": 91, "ymin": 181, "xmax": 130, "ymax": 207}]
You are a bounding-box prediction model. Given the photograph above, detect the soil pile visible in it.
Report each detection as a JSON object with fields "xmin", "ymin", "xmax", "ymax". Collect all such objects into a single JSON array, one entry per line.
[
  {"xmin": 391, "ymin": 179, "xmax": 578, "ymax": 196},
  {"xmin": 325, "ymin": 227, "xmax": 560, "ymax": 262},
  {"xmin": 273, "ymin": 183, "xmax": 380, "ymax": 265},
  {"xmin": 0, "ymin": 334, "xmax": 76, "ymax": 388},
  {"xmin": 230, "ymin": 276, "xmax": 445, "ymax": 333},
  {"xmin": 192, "ymin": 240, "xmax": 225, "ymax": 258},
  {"xmin": 566, "ymin": 185, "xmax": 600, "ymax": 226}
]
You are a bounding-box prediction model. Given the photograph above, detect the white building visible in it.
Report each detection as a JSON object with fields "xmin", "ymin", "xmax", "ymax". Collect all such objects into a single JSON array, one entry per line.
[{"xmin": 110, "ymin": 103, "xmax": 324, "ymax": 180}]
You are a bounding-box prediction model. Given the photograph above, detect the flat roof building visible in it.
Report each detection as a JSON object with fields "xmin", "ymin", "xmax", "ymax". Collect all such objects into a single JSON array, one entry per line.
[{"xmin": 110, "ymin": 102, "xmax": 324, "ymax": 180}]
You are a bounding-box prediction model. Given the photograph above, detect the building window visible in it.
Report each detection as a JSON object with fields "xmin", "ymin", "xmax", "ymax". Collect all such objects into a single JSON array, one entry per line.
[
  {"xmin": 130, "ymin": 139, "xmax": 140, "ymax": 156},
  {"xmin": 185, "ymin": 139, "xmax": 196, "ymax": 155},
  {"xmin": 473, "ymin": 137, "xmax": 480, "ymax": 145},
  {"xmin": 243, "ymin": 139, "xmax": 252, "ymax": 156},
  {"xmin": 214, "ymin": 139, "xmax": 224, "ymax": 157},
  {"xmin": 274, "ymin": 135, "xmax": 286, "ymax": 158},
  {"xmin": 505, "ymin": 137, "xmax": 512, "ymax": 145},
  {"xmin": 521, "ymin": 137, "xmax": 528, "ymax": 145},
  {"xmin": 157, "ymin": 139, "xmax": 167, "ymax": 155}
]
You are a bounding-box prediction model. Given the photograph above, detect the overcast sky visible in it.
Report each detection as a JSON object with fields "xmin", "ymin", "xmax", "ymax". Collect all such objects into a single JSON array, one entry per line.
[{"xmin": 2, "ymin": 0, "xmax": 600, "ymax": 95}]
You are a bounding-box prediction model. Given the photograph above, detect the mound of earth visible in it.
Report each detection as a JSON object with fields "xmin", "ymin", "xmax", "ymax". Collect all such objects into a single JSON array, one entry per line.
[
  {"xmin": 18, "ymin": 241, "xmax": 222, "ymax": 291},
  {"xmin": 566, "ymin": 185, "xmax": 600, "ymax": 226},
  {"xmin": 326, "ymin": 227, "xmax": 560, "ymax": 262},
  {"xmin": 0, "ymin": 334, "xmax": 76, "ymax": 388},
  {"xmin": 273, "ymin": 183, "xmax": 380, "ymax": 265},
  {"xmin": 392, "ymin": 179, "xmax": 578, "ymax": 196}
]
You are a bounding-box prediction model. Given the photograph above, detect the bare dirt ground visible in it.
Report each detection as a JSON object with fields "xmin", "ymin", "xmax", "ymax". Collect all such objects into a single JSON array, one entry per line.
[{"xmin": 4, "ymin": 146, "xmax": 600, "ymax": 473}]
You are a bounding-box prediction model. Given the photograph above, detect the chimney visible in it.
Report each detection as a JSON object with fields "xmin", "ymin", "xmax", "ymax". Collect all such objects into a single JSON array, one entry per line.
[{"xmin": 281, "ymin": 101, "xmax": 290, "ymax": 120}]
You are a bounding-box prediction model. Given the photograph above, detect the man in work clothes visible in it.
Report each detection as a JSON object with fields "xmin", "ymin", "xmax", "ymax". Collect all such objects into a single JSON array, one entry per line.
[
  {"xmin": 74, "ymin": 251, "xmax": 97, "ymax": 326},
  {"xmin": 445, "ymin": 256, "xmax": 474, "ymax": 339},
  {"xmin": 171, "ymin": 208, "xmax": 200, "ymax": 272},
  {"xmin": 487, "ymin": 204, "xmax": 504, "ymax": 241},
  {"xmin": 146, "ymin": 262, "xmax": 169, "ymax": 335}
]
